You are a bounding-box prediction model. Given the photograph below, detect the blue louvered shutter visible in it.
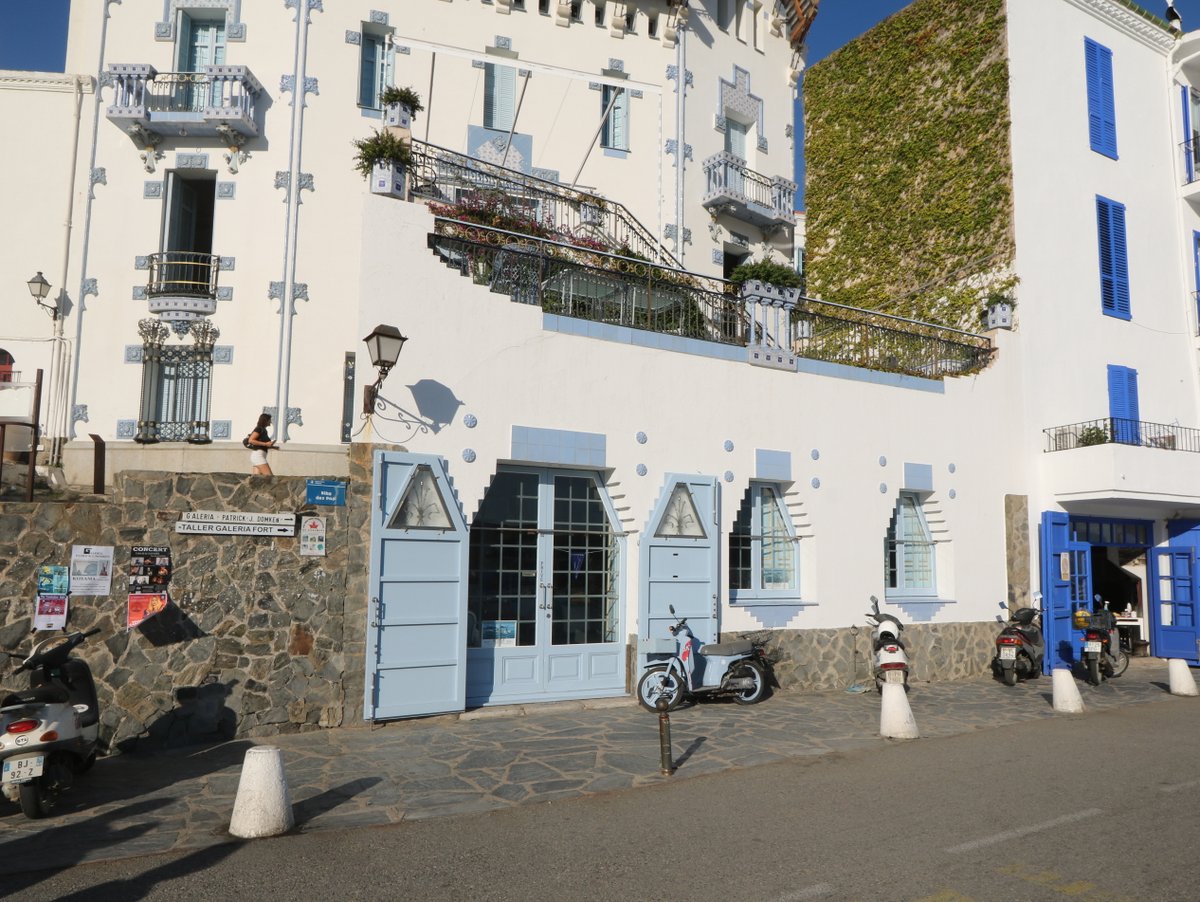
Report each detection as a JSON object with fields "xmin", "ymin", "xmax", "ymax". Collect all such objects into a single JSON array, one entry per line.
[
  {"xmin": 1085, "ymin": 38, "xmax": 1117, "ymax": 158},
  {"xmin": 1096, "ymin": 196, "xmax": 1130, "ymax": 320},
  {"xmin": 484, "ymin": 62, "xmax": 515, "ymax": 131},
  {"xmin": 1107, "ymin": 364, "xmax": 1140, "ymax": 445}
]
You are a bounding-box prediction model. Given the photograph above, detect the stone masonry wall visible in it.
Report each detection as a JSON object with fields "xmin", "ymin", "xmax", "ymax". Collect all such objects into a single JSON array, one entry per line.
[{"xmin": 0, "ymin": 468, "xmax": 368, "ymax": 751}]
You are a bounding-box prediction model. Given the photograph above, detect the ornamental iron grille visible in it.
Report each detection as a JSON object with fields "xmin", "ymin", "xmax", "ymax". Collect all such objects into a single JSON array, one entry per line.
[{"xmin": 135, "ymin": 319, "xmax": 219, "ymax": 443}]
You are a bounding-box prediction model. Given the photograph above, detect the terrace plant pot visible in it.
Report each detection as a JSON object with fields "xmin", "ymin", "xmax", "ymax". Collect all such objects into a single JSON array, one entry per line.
[
  {"xmin": 380, "ymin": 86, "xmax": 423, "ymax": 130},
  {"xmin": 354, "ymin": 128, "xmax": 413, "ymax": 199}
]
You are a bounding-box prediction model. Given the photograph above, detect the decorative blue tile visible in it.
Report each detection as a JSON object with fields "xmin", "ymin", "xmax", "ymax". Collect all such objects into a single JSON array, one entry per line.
[{"xmin": 211, "ymin": 420, "xmax": 232, "ymax": 440}]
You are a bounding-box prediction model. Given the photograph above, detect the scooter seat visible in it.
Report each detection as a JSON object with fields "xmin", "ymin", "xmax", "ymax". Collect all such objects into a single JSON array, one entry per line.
[
  {"xmin": 3, "ymin": 686, "xmax": 69, "ymax": 707},
  {"xmin": 700, "ymin": 639, "xmax": 754, "ymax": 657}
]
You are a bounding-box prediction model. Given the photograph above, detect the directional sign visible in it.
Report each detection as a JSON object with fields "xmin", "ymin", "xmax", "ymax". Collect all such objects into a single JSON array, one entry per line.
[
  {"xmin": 306, "ymin": 480, "xmax": 346, "ymax": 507},
  {"xmin": 179, "ymin": 511, "xmax": 296, "ymax": 526},
  {"xmin": 175, "ymin": 521, "xmax": 296, "ymax": 537}
]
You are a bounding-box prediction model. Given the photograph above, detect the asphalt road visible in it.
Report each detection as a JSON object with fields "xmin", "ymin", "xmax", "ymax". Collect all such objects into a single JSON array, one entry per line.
[{"xmin": 11, "ymin": 695, "xmax": 1197, "ymax": 901}]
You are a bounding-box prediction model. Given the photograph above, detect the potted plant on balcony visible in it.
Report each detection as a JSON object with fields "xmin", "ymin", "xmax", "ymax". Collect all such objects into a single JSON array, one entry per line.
[
  {"xmin": 982, "ymin": 291, "xmax": 1015, "ymax": 330},
  {"xmin": 354, "ymin": 128, "xmax": 413, "ymax": 198},
  {"xmin": 380, "ymin": 86, "xmax": 423, "ymax": 130}
]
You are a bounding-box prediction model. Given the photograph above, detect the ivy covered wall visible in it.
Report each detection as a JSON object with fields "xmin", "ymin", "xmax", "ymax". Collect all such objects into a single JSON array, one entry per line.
[{"xmin": 803, "ymin": 0, "xmax": 1014, "ymax": 329}]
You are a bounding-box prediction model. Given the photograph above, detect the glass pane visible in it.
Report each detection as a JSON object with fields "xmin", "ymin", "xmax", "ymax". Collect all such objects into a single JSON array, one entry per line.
[
  {"xmin": 729, "ymin": 487, "xmax": 752, "ymax": 590},
  {"xmin": 1162, "ymin": 602, "xmax": 1175, "ymax": 627},
  {"xmin": 758, "ymin": 487, "xmax": 795, "ymax": 589},
  {"xmin": 551, "ymin": 476, "xmax": 616, "ymax": 645},
  {"xmin": 387, "ymin": 465, "xmax": 452, "ymax": 530},
  {"xmin": 468, "ymin": 472, "xmax": 539, "ymax": 648},
  {"xmin": 655, "ymin": 483, "xmax": 706, "ymax": 538}
]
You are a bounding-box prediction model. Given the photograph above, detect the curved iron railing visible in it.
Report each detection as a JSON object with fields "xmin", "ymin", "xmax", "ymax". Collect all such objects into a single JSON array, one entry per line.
[
  {"xmin": 146, "ymin": 252, "xmax": 220, "ymax": 298},
  {"xmin": 429, "ymin": 217, "xmax": 994, "ymax": 378},
  {"xmin": 1044, "ymin": 417, "xmax": 1200, "ymax": 453},
  {"xmin": 408, "ymin": 140, "xmax": 679, "ymax": 267}
]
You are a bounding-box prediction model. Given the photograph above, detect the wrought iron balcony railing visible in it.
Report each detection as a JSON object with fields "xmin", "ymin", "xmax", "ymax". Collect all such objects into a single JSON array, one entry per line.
[
  {"xmin": 1044, "ymin": 417, "xmax": 1200, "ymax": 452},
  {"xmin": 147, "ymin": 252, "xmax": 220, "ymax": 298},
  {"xmin": 429, "ymin": 218, "xmax": 993, "ymax": 379},
  {"xmin": 107, "ymin": 64, "xmax": 263, "ymax": 140},
  {"xmin": 701, "ymin": 151, "xmax": 796, "ymax": 230},
  {"xmin": 408, "ymin": 140, "xmax": 679, "ymax": 267}
]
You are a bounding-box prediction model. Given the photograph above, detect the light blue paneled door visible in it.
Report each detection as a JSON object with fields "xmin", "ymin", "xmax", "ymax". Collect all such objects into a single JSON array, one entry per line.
[
  {"xmin": 1039, "ymin": 511, "xmax": 1092, "ymax": 672},
  {"xmin": 1153, "ymin": 547, "xmax": 1199, "ymax": 662},
  {"xmin": 465, "ymin": 469, "xmax": 624, "ymax": 705},
  {"xmin": 365, "ymin": 452, "xmax": 469, "ymax": 721},
  {"xmin": 639, "ymin": 475, "xmax": 720, "ymax": 665}
]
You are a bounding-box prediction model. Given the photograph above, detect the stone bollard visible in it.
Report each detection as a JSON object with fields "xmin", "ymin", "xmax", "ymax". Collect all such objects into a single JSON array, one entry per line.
[
  {"xmin": 1051, "ymin": 667, "xmax": 1084, "ymax": 713},
  {"xmin": 1168, "ymin": 659, "xmax": 1199, "ymax": 697},
  {"xmin": 879, "ymin": 682, "xmax": 919, "ymax": 739},
  {"xmin": 229, "ymin": 746, "xmax": 294, "ymax": 839}
]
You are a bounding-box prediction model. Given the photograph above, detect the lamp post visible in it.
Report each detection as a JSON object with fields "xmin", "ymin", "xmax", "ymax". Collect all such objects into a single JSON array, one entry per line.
[
  {"xmin": 27, "ymin": 272, "xmax": 55, "ymax": 319},
  {"xmin": 362, "ymin": 323, "xmax": 407, "ymax": 414}
]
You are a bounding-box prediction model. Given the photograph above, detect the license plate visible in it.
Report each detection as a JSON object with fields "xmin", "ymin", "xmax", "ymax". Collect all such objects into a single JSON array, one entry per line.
[
  {"xmin": 2, "ymin": 755, "xmax": 44, "ymax": 784},
  {"xmin": 884, "ymin": 670, "xmax": 905, "ymax": 684},
  {"xmin": 1085, "ymin": 641, "xmax": 1101, "ymax": 653},
  {"xmin": 1000, "ymin": 647, "xmax": 1017, "ymax": 660}
]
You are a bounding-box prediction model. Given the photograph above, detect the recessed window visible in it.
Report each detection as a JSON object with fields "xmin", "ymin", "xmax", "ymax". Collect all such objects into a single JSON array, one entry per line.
[
  {"xmin": 539, "ymin": 0, "xmax": 550, "ymax": 13},
  {"xmin": 730, "ymin": 484, "xmax": 797, "ymax": 598},
  {"xmin": 600, "ymin": 84, "xmax": 629, "ymax": 151},
  {"xmin": 358, "ymin": 27, "xmax": 393, "ymax": 110},
  {"xmin": 885, "ymin": 492, "xmax": 935, "ymax": 597},
  {"xmin": 595, "ymin": 1, "xmax": 605, "ymax": 26},
  {"xmin": 570, "ymin": 0, "xmax": 583, "ymax": 22},
  {"xmin": 484, "ymin": 61, "xmax": 516, "ymax": 131},
  {"xmin": 648, "ymin": 13, "xmax": 658, "ymax": 37}
]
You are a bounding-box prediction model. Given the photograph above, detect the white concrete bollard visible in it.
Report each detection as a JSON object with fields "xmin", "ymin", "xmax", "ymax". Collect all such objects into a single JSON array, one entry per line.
[
  {"xmin": 229, "ymin": 746, "xmax": 294, "ymax": 839},
  {"xmin": 879, "ymin": 681, "xmax": 919, "ymax": 739},
  {"xmin": 1051, "ymin": 667, "xmax": 1084, "ymax": 713},
  {"xmin": 1168, "ymin": 659, "xmax": 1199, "ymax": 697}
]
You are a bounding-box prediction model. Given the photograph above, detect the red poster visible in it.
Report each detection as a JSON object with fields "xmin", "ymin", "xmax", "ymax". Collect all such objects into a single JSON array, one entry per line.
[{"xmin": 127, "ymin": 592, "xmax": 169, "ymax": 629}]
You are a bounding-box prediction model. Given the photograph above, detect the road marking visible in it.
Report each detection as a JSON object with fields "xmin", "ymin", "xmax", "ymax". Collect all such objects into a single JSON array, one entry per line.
[
  {"xmin": 1159, "ymin": 778, "xmax": 1200, "ymax": 793},
  {"xmin": 945, "ymin": 808, "xmax": 1102, "ymax": 854},
  {"xmin": 772, "ymin": 884, "xmax": 835, "ymax": 901}
]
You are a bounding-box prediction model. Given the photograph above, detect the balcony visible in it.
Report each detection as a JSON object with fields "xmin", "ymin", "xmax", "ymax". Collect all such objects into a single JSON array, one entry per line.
[
  {"xmin": 1180, "ymin": 138, "xmax": 1200, "ymax": 205},
  {"xmin": 701, "ymin": 152, "xmax": 796, "ymax": 232},
  {"xmin": 106, "ymin": 64, "xmax": 263, "ymax": 142},
  {"xmin": 145, "ymin": 251, "xmax": 220, "ymax": 325},
  {"xmin": 1042, "ymin": 417, "xmax": 1200, "ymax": 508}
]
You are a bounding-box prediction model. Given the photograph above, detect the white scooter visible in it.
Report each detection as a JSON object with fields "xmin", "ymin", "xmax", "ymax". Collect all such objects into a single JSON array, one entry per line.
[
  {"xmin": 866, "ymin": 595, "xmax": 909, "ymax": 691},
  {"xmin": 636, "ymin": 605, "xmax": 770, "ymax": 712},
  {"xmin": 1, "ymin": 628, "xmax": 102, "ymax": 819}
]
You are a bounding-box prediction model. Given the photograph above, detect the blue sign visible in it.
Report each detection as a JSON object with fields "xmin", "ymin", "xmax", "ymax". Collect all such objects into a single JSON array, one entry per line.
[{"xmin": 306, "ymin": 479, "xmax": 346, "ymax": 507}]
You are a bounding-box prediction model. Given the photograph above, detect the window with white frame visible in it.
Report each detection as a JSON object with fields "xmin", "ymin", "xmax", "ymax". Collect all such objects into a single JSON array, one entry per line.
[
  {"xmin": 358, "ymin": 28, "xmax": 392, "ymax": 110},
  {"xmin": 600, "ymin": 85, "xmax": 629, "ymax": 151},
  {"xmin": 484, "ymin": 61, "xmax": 516, "ymax": 131},
  {"xmin": 729, "ymin": 483, "xmax": 797, "ymax": 598},
  {"xmin": 885, "ymin": 492, "xmax": 935, "ymax": 596}
]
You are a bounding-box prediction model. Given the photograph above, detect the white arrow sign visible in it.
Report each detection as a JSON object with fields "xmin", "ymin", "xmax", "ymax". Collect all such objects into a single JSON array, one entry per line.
[
  {"xmin": 179, "ymin": 511, "xmax": 296, "ymax": 526},
  {"xmin": 175, "ymin": 522, "xmax": 296, "ymax": 537}
]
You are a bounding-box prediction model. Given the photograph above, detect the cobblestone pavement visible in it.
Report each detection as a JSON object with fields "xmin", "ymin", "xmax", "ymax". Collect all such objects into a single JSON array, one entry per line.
[{"xmin": 0, "ymin": 659, "xmax": 1186, "ymax": 876}]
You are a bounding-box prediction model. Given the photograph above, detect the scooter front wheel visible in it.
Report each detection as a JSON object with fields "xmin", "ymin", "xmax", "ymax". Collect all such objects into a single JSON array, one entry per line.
[
  {"xmin": 18, "ymin": 780, "xmax": 56, "ymax": 819},
  {"xmin": 1002, "ymin": 666, "xmax": 1017, "ymax": 687},
  {"xmin": 1111, "ymin": 651, "xmax": 1130, "ymax": 679},
  {"xmin": 636, "ymin": 666, "xmax": 685, "ymax": 713},
  {"xmin": 730, "ymin": 661, "xmax": 767, "ymax": 705}
]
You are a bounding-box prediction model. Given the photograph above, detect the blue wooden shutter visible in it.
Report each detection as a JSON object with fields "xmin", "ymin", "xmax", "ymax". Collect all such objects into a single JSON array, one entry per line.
[
  {"xmin": 1107, "ymin": 364, "xmax": 1140, "ymax": 445},
  {"xmin": 1085, "ymin": 38, "xmax": 1117, "ymax": 158},
  {"xmin": 484, "ymin": 62, "xmax": 515, "ymax": 131},
  {"xmin": 359, "ymin": 35, "xmax": 379, "ymax": 107},
  {"xmin": 1184, "ymin": 86, "xmax": 1194, "ymax": 184},
  {"xmin": 1096, "ymin": 196, "xmax": 1130, "ymax": 320}
]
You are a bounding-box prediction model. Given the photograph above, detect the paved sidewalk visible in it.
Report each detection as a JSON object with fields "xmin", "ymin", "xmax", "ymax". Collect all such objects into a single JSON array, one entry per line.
[{"xmin": 0, "ymin": 659, "xmax": 1187, "ymax": 876}]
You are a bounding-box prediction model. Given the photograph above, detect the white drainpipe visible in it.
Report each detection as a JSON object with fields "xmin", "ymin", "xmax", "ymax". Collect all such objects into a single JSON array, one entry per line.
[{"xmin": 675, "ymin": 24, "xmax": 687, "ymax": 267}]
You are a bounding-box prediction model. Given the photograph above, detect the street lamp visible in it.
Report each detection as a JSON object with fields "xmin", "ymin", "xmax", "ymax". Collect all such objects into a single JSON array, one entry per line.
[
  {"xmin": 362, "ymin": 323, "xmax": 408, "ymax": 414},
  {"xmin": 27, "ymin": 272, "xmax": 56, "ymax": 319}
]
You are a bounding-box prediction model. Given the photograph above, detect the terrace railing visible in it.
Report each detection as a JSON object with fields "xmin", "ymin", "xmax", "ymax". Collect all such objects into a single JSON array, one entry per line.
[
  {"xmin": 1044, "ymin": 418, "xmax": 1200, "ymax": 453},
  {"xmin": 429, "ymin": 218, "xmax": 994, "ymax": 378},
  {"xmin": 408, "ymin": 140, "xmax": 679, "ymax": 267}
]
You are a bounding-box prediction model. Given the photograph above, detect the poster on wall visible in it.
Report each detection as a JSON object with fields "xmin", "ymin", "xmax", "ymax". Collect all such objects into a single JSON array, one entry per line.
[
  {"xmin": 127, "ymin": 592, "xmax": 169, "ymax": 630},
  {"xmin": 33, "ymin": 594, "xmax": 68, "ymax": 631},
  {"xmin": 36, "ymin": 565, "xmax": 69, "ymax": 595},
  {"xmin": 70, "ymin": 545, "xmax": 114, "ymax": 596},
  {"xmin": 299, "ymin": 517, "xmax": 327, "ymax": 557},
  {"xmin": 129, "ymin": 545, "xmax": 172, "ymax": 589},
  {"xmin": 481, "ymin": 621, "xmax": 517, "ymax": 648}
]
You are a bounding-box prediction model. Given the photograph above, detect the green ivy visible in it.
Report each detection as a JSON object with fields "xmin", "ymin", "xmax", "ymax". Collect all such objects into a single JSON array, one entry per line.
[{"xmin": 803, "ymin": 0, "xmax": 1014, "ymax": 329}]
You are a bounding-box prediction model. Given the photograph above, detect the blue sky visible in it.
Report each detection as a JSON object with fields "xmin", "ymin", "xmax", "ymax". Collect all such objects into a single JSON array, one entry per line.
[{"xmin": 0, "ymin": 0, "xmax": 70, "ymax": 72}]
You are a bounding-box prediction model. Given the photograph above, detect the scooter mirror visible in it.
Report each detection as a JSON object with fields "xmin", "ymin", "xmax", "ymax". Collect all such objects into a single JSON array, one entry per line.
[{"xmin": 669, "ymin": 604, "xmax": 676, "ymax": 615}]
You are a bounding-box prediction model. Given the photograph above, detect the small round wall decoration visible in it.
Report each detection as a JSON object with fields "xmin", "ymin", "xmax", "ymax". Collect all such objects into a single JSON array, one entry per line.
[
  {"xmin": 724, "ymin": 440, "xmax": 734, "ymax": 452},
  {"xmin": 636, "ymin": 431, "xmax": 647, "ymax": 444},
  {"xmin": 949, "ymin": 489, "xmax": 957, "ymax": 500},
  {"xmin": 462, "ymin": 448, "xmax": 477, "ymax": 463},
  {"xmin": 463, "ymin": 414, "xmax": 478, "ymax": 429},
  {"xmin": 948, "ymin": 463, "xmax": 956, "ymax": 474},
  {"xmin": 811, "ymin": 449, "xmax": 820, "ymax": 461},
  {"xmin": 878, "ymin": 455, "xmax": 887, "ymax": 467},
  {"xmin": 636, "ymin": 463, "xmax": 648, "ymax": 476},
  {"xmin": 724, "ymin": 470, "xmax": 734, "ymax": 482},
  {"xmin": 811, "ymin": 477, "xmax": 821, "ymax": 489},
  {"xmin": 880, "ymin": 483, "xmax": 888, "ymax": 493}
]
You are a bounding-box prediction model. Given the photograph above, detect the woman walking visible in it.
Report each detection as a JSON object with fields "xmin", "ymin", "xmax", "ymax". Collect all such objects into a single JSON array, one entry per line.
[{"xmin": 247, "ymin": 412, "xmax": 277, "ymax": 476}]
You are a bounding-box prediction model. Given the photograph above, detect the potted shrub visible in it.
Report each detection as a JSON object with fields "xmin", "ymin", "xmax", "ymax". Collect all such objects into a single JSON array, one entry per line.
[
  {"xmin": 1078, "ymin": 425, "xmax": 1109, "ymax": 447},
  {"xmin": 354, "ymin": 129, "xmax": 413, "ymax": 198},
  {"xmin": 982, "ymin": 292, "xmax": 1015, "ymax": 330},
  {"xmin": 380, "ymin": 85, "xmax": 423, "ymax": 129}
]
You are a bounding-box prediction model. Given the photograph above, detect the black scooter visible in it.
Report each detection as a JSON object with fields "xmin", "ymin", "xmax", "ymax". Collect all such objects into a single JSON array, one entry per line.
[{"xmin": 992, "ymin": 607, "xmax": 1044, "ymax": 686}]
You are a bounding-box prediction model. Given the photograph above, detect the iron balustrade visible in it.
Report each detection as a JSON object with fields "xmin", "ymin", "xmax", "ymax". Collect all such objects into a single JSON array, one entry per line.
[
  {"xmin": 1182, "ymin": 137, "xmax": 1200, "ymax": 186},
  {"xmin": 429, "ymin": 217, "xmax": 995, "ymax": 378},
  {"xmin": 408, "ymin": 140, "xmax": 679, "ymax": 267},
  {"xmin": 106, "ymin": 65, "xmax": 262, "ymax": 136},
  {"xmin": 1044, "ymin": 417, "xmax": 1200, "ymax": 453},
  {"xmin": 146, "ymin": 252, "xmax": 220, "ymax": 299}
]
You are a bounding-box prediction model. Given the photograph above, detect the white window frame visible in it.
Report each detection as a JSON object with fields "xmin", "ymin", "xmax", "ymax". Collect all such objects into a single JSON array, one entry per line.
[
  {"xmin": 729, "ymin": 483, "xmax": 799, "ymax": 603},
  {"xmin": 885, "ymin": 491, "xmax": 937, "ymax": 598},
  {"xmin": 600, "ymin": 84, "xmax": 629, "ymax": 151}
]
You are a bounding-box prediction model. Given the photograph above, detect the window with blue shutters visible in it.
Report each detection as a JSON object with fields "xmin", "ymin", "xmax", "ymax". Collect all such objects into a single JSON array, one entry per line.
[
  {"xmin": 600, "ymin": 85, "xmax": 629, "ymax": 151},
  {"xmin": 1085, "ymin": 37, "xmax": 1117, "ymax": 158},
  {"xmin": 358, "ymin": 31, "xmax": 392, "ymax": 110},
  {"xmin": 1096, "ymin": 195, "xmax": 1130, "ymax": 320},
  {"xmin": 1107, "ymin": 364, "xmax": 1141, "ymax": 445},
  {"xmin": 484, "ymin": 62, "xmax": 515, "ymax": 131}
]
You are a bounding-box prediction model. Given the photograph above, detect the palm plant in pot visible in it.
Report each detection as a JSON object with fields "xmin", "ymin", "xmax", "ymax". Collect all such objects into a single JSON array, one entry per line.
[
  {"xmin": 380, "ymin": 85, "xmax": 423, "ymax": 129},
  {"xmin": 354, "ymin": 128, "xmax": 413, "ymax": 198}
]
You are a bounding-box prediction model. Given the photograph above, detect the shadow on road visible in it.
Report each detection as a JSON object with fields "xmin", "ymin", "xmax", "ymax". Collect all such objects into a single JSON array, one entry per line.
[
  {"xmin": 674, "ymin": 737, "xmax": 706, "ymax": 769},
  {"xmin": 293, "ymin": 777, "xmax": 382, "ymax": 829},
  {"xmin": 52, "ymin": 841, "xmax": 242, "ymax": 902}
]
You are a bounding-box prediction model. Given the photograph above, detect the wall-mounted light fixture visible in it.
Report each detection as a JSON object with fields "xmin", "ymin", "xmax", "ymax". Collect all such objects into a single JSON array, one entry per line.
[
  {"xmin": 28, "ymin": 271, "xmax": 55, "ymax": 319},
  {"xmin": 362, "ymin": 323, "xmax": 408, "ymax": 414}
]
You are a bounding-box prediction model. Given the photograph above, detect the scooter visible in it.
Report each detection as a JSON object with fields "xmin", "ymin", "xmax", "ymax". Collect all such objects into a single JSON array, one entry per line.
[
  {"xmin": 636, "ymin": 605, "xmax": 770, "ymax": 712},
  {"xmin": 1078, "ymin": 596, "xmax": 1129, "ymax": 686},
  {"xmin": 866, "ymin": 595, "xmax": 909, "ymax": 691},
  {"xmin": 992, "ymin": 607, "xmax": 1045, "ymax": 686},
  {"xmin": 1, "ymin": 628, "xmax": 102, "ymax": 819}
]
